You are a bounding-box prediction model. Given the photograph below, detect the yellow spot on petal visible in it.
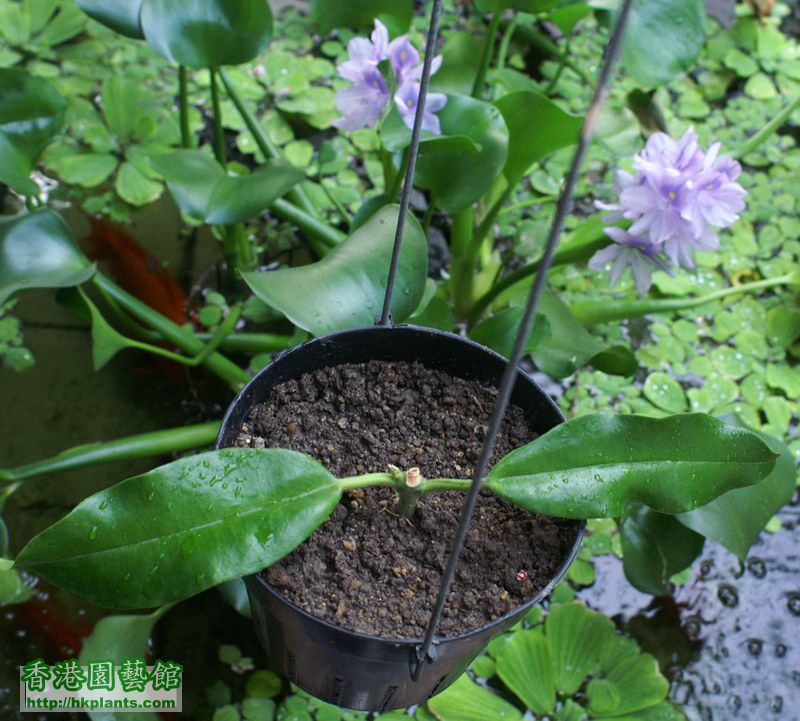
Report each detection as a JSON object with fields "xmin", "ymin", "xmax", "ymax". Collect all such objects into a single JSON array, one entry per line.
[
  {"xmin": 406, "ymin": 99, "xmax": 413, "ymax": 108},
  {"xmin": 668, "ymin": 191, "xmax": 677, "ymax": 200}
]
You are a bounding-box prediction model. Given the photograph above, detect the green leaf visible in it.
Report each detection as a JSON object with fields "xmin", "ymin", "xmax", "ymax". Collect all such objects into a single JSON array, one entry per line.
[
  {"xmin": 589, "ymin": 345, "xmax": 638, "ymax": 377},
  {"xmin": 413, "ymin": 94, "xmax": 509, "ymax": 213},
  {"xmin": 642, "ymin": 372, "xmax": 687, "ymax": 413},
  {"xmin": 76, "ymin": 0, "xmax": 145, "ymax": 38},
  {"xmin": 0, "ymin": 210, "xmax": 95, "ymax": 306},
  {"xmin": 78, "ymin": 605, "xmax": 171, "ymax": 721},
  {"xmin": 532, "ymin": 290, "xmax": 604, "ymax": 378},
  {"xmin": 15, "ymin": 448, "xmax": 342, "ymax": 608},
  {"xmin": 766, "ymin": 306, "xmax": 800, "ymax": 348},
  {"xmin": 469, "ymin": 306, "xmax": 551, "ymax": 357},
  {"xmin": 622, "ymin": 0, "xmax": 706, "ymax": 87},
  {"xmin": 428, "ymin": 674, "xmax": 523, "ymax": 721},
  {"xmin": 242, "ymin": 205, "xmax": 427, "ymax": 336},
  {"xmin": 475, "ymin": 0, "xmax": 560, "ymax": 10},
  {"xmin": 0, "ymin": 68, "xmax": 66, "ymax": 194},
  {"xmin": 620, "ymin": 504, "xmax": 704, "ymax": 596},
  {"xmin": 486, "ymin": 413, "xmax": 778, "ymax": 519},
  {"xmin": 494, "ymin": 629, "xmax": 556, "ymax": 715},
  {"xmin": 601, "ymin": 654, "xmax": 670, "ymax": 717},
  {"xmin": 765, "ymin": 363, "xmax": 800, "ymax": 398},
  {"xmin": 49, "ymin": 153, "xmax": 117, "ymax": 187},
  {"xmin": 309, "ymin": 0, "xmax": 413, "ymax": 36},
  {"xmin": 494, "ymin": 90, "xmax": 582, "ymax": 181},
  {"xmin": 545, "ymin": 602, "xmax": 615, "ymax": 695},
  {"xmin": 115, "ymin": 161, "xmax": 162, "ymax": 206},
  {"xmin": 430, "ymin": 32, "xmax": 484, "ymax": 96},
  {"xmin": 677, "ymin": 419, "xmax": 796, "ymax": 559},
  {"xmin": 152, "ymin": 150, "xmax": 304, "ymax": 224},
  {"xmin": 140, "ymin": 0, "xmax": 273, "ymax": 68}
]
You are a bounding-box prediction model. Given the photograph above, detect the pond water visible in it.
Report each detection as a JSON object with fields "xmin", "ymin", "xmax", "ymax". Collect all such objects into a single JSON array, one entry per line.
[{"xmin": 1, "ymin": 205, "xmax": 798, "ymax": 720}]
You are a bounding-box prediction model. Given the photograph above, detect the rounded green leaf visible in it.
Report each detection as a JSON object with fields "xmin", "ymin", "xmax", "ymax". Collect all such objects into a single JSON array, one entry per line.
[
  {"xmin": 494, "ymin": 629, "xmax": 556, "ymax": 715},
  {"xmin": 430, "ymin": 32, "xmax": 484, "ymax": 96},
  {"xmin": 76, "ymin": 0, "xmax": 145, "ymax": 38},
  {"xmin": 115, "ymin": 161, "xmax": 163, "ymax": 206},
  {"xmin": 494, "ymin": 90, "xmax": 581, "ymax": 182},
  {"xmin": 643, "ymin": 372, "xmax": 687, "ymax": 413},
  {"xmin": 0, "ymin": 210, "xmax": 94, "ymax": 306},
  {"xmin": 468, "ymin": 306, "xmax": 551, "ymax": 357},
  {"xmin": 487, "ymin": 413, "xmax": 779, "ymax": 519},
  {"xmin": 622, "ymin": 0, "xmax": 706, "ymax": 87},
  {"xmin": 427, "ymin": 674, "xmax": 522, "ymax": 721},
  {"xmin": 242, "ymin": 205, "xmax": 428, "ymax": 336},
  {"xmin": 413, "ymin": 94, "xmax": 508, "ymax": 213},
  {"xmin": 49, "ymin": 152, "xmax": 118, "ymax": 188},
  {"xmin": 310, "ymin": 0, "xmax": 412, "ymax": 35},
  {"xmin": 0, "ymin": 68, "xmax": 66, "ymax": 194},
  {"xmin": 15, "ymin": 448, "xmax": 341, "ymax": 608},
  {"xmin": 140, "ymin": 0, "xmax": 273, "ymax": 68}
]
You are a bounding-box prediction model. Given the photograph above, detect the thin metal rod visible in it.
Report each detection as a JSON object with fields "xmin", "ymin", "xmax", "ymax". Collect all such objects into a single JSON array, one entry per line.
[
  {"xmin": 379, "ymin": 0, "xmax": 443, "ymax": 326},
  {"xmin": 413, "ymin": 0, "xmax": 636, "ymax": 672}
]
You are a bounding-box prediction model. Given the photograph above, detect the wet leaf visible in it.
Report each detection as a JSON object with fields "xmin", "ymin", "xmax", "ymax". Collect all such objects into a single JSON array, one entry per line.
[
  {"xmin": 15, "ymin": 449, "xmax": 341, "ymax": 608},
  {"xmin": 622, "ymin": 0, "xmax": 706, "ymax": 87},
  {"xmin": 0, "ymin": 68, "xmax": 66, "ymax": 194},
  {"xmin": 678, "ymin": 419, "xmax": 796, "ymax": 559},
  {"xmin": 152, "ymin": 150, "xmax": 305, "ymax": 224},
  {"xmin": 0, "ymin": 210, "xmax": 94, "ymax": 306},
  {"xmin": 494, "ymin": 90, "xmax": 582, "ymax": 182},
  {"xmin": 620, "ymin": 504, "xmax": 704, "ymax": 596},
  {"xmin": 643, "ymin": 372, "xmax": 687, "ymax": 413},
  {"xmin": 469, "ymin": 306, "xmax": 551, "ymax": 357},
  {"xmin": 766, "ymin": 306, "xmax": 800, "ymax": 348},
  {"xmin": 140, "ymin": 0, "xmax": 273, "ymax": 68},
  {"xmin": 428, "ymin": 673, "xmax": 523, "ymax": 721},
  {"xmin": 243, "ymin": 205, "xmax": 427, "ymax": 336},
  {"xmin": 487, "ymin": 414, "xmax": 778, "ymax": 519}
]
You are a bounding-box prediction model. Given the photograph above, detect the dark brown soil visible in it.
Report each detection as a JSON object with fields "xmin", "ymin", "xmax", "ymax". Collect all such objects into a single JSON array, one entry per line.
[{"xmin": 235, "ymin": 360, "xmax": 578, "ymax": 639}]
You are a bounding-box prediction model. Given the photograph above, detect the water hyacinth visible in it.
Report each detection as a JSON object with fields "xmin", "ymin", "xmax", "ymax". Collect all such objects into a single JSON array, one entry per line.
[
  {"xmin": 591, "ymin": 128, "xmax": 747, "ymax": 295},
  {"xmin": 332, "ymin": 20, "xmax": 446, "ymax": 133}
]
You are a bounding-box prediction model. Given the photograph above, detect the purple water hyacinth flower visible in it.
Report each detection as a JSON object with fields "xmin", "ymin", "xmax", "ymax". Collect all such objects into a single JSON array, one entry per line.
[
  {"xmin": 395, "ymin": 80, "xmax": 447, "ymax": 134},
  {"xmin": 332, "ymin": 19, "xmax": 446, "ymax": 133},
  {"xmin": 588, "ymin": 228, "xmax": 671, "ymax": 296},
  {"xmin": 591, "ymin": 127, "xmax": 747, "ymax": 293}
]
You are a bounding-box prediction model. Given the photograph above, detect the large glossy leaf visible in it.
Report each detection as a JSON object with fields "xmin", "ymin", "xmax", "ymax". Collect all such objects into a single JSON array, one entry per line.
[
  {"xmin": 413, "ymin": 94, "xmax": 508, "ymax": 213},
  {"xmin": 494, "ymin": 629, "xmax": 556, "ymax": 715},
  {"xmin": 494, "ymin": 90, "xmax": 582, "ymax": 181},
  {"xmin": 620, "ymin": 504, "xmax": 705, "ymax": 596},
  {"xmin": 469, "ymin": 306, "xmax": 551, "ymax": 357},
  {"xmin": 140, "ymin": 0, "xmax": 273, "ymax": 68},
  {"xmin": 622, "ymin": 0, "xmax": 706, "ymax": 87},
  {"xmin": 15, "ymin": 449, "xmax": 341, "ymax": 608},
  {"xmin": 428, "ymin": 674, "xmax": 523, "ymax": 721},
  {"xmin": 242, "ymin": 205, "xmax": 427, "ymax": 336},
  {"xmin": 0, "ymin": 210, "xmax": 95, "ymax": 306},
  {"xmin": 430, "ymin": 32, "xmax": 484, "ymax": 96},
  {"xmin": 309, "ymin": 0, "xmax": 413, "ymax": 36},
  {"xmin": 677, "ymin": 419, "xmax": 796, "ymax": 559},
  {"xmin": 76, "ymin": 0, "xmax": 144, "ymax": 38},
  {"xmin": 487, "ymin": 414, "xmax": 778, "ymax": 519},
  {"xmin": 152, "ymin": 150, "xmax": 304, "ymax": 225},
  {"xmin": 0, "ymin": 68, "xmax": 66, "ymax": 194},
  {"xmin": 79, "ymin": 605, "xmax": 172, "ymax": 721}
]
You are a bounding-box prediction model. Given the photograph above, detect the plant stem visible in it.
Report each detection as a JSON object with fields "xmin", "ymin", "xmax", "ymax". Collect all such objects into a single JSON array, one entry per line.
[
  {"xmin": 734, "ymin": 93, "xmax": 800, "ymax": 159},
  {"xmin": 209, "ymin": 68, "xmax": 227, "ymax": 167},
  {"xmin": 195, "ymin": 331, "xmax": 294, "ymax": 353},
  {"xmin": 472, "ymin": 11, "xmax": 503, "ymax": 98},
  {"xmin": 178, "ymin": 66, "xmax": 191, "ymax": 148},
  {"xmin": 218, "ymin": 67, "xmax": 320, "ymax": 220},
  {"xmin": 92, "ymin": 272, "xmax": 250, "ymax": 390},
  {"xmin": 338, "ymin": 474, "xmax": 470, "ymax": 492},
  {"xmin": 468, "ymin": 215, "xmax": 607, "ymax": 322},
  {"xmin": 271, "ymin": 198, "xmax": 346, "ymax": 251},
  {"xmin": 0, "ymin": 422, "xmax": 220, "ymax": 483},
  {"xmin": 473, "ymin": 183, "xmax": 515, "ymax": 252},
  {"xmin": 570, "ymin": 273, "xmax": 795, "ymax": 326}
]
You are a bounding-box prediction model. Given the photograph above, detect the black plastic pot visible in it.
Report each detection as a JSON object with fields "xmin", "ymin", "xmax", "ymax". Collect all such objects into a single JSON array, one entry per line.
[{"xmin": 217, "ymin": 325, "xmax": 583, "ymax": 712}]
